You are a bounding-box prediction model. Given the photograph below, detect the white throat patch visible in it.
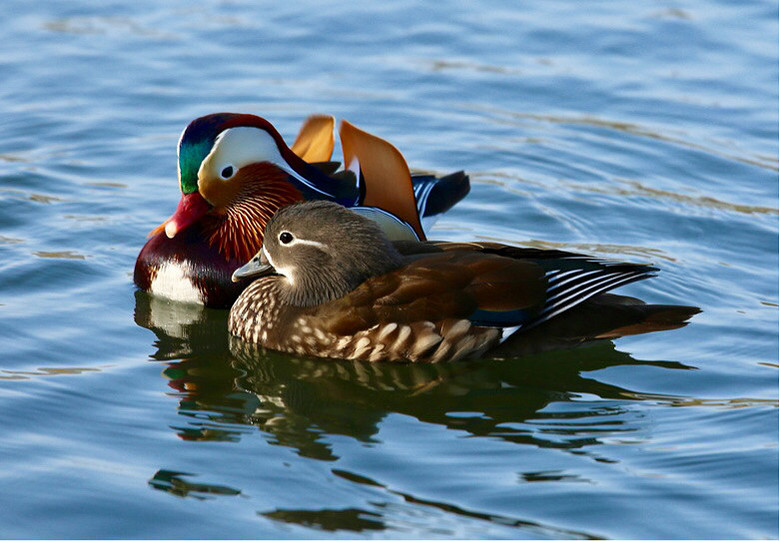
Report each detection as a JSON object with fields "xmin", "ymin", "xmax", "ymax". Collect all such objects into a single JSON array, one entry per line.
[
  {"xmin": 264, "ymin": 243, "xmax": 295, "ymax": 286},
  {"xmin": 265, "ymin": 236, "xmax": 329, "ymax": 287}
]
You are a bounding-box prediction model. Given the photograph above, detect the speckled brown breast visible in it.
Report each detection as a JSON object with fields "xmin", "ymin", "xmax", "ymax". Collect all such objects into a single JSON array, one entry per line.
[{"xmin": 228, "ymin": 276, "xmax": 501, "ymax": 363}]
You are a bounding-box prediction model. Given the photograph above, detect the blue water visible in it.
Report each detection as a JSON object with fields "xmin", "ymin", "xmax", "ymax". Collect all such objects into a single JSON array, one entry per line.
[{"xmin": 1, "ymin": 1, "xmax": 777, "ymax": 538}]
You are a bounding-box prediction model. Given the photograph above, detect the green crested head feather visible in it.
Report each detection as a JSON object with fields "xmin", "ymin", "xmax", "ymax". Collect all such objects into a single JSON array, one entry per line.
[
  {"xmin": 178, "ymin": 140, "xmax": 212, "ymax": 194},
  {"xmin": 177, "ymin": 113, "xmax": 233, "ymax": 194}
]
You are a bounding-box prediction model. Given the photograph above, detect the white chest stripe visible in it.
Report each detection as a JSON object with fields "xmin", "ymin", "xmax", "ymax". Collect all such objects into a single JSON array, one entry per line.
[{"xmin": 149, "ymin": 262, "xmax": 204, "ymax": 304}]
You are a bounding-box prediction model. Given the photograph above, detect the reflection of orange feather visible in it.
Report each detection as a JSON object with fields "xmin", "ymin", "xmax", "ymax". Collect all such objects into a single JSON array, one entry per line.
[
  {"xmin": 291, "ymin": 115, "xmax": 335, "ymax": 163},
  {"xmin": 339, "ymin": 121, "xmax": 425, "ymax": 240},
  {"xmin": 208, "ymin": 163, "xmax": 304, "ymax": 262}
]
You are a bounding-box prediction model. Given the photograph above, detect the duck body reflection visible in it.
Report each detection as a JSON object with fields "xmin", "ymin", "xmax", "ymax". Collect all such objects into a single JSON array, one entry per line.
[
  {"xmin": 136, "ymin": 288, "xmax": 693, "ymax": 453},
  {"xmin": 136, "ymin": 282, "xmax": 704, "ymax": 536}
]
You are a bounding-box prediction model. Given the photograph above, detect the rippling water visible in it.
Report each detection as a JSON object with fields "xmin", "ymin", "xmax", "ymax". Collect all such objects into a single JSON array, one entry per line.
[{"xmin": 1, "ymin": 1, "xmax": 777, "ymax": 538}]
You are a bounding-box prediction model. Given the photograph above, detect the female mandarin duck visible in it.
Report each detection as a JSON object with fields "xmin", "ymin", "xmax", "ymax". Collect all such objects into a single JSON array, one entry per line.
[
  {"xmin": 134, "ymin": 113, "xmax": 470, "ymax": 308},
  {"xmin": 229, "ymin": 201, "xmax": 698, "ymax": 363}
]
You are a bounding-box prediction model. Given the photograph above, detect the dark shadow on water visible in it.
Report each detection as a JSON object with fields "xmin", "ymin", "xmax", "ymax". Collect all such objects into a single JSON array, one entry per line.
[
  {"xmin": 260, "ymin": 507, "xmax": 386, "ymax": 533},
  {"xmin": 149, "ymin": 469, "xmax": 242, "ymax": 500},
  {"xmin": 258, "ymin": 479, "xmax": 604, "ymax": 538}
]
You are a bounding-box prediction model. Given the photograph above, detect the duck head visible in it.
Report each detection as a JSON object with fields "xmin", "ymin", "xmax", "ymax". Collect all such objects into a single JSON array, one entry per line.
[
  {"xmin": 156, "ymin": 113, "xmax": 347, "ymax": 261},
  {"xmin": 151, "ymin": 113, "xmax": 431, "ymax": 264},
  {"xmin": 232, "ymin": 201, "xmax": 403, "ymax": 307}
]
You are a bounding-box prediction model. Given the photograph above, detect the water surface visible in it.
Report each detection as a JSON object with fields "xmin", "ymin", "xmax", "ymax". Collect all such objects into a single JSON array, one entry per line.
[{"xmin": 1, "ymin": 1, "xmax": 777, "ymax": 538}]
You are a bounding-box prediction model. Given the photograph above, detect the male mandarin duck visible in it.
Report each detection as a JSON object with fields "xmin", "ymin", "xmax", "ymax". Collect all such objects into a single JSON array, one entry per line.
[
  {"xmin": 228, "ymin": 201, "xmax": 699, "ymax": 363},
  {"xmin": 134, "ymin": 113, "xmax": 470, "ymax": 308}
]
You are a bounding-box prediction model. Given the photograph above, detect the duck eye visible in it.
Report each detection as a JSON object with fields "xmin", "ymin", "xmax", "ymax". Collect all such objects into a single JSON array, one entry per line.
[
  {"xmin": 220, "ymin": 165, "xmax": 234, "ymax": 179},
  {"xmin": 279, "ymin": 231, "xmax": 293, "ymax": 244}
]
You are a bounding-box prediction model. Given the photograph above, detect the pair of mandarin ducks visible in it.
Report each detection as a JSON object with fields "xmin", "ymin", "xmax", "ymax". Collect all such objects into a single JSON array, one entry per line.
[{"xmin": 135, "ymin": 113, "xmax": 697, "ymax": 363}]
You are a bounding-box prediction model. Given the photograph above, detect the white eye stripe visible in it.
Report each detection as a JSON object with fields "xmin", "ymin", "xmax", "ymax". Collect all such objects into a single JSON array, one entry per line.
[
  {"xmin": 200, "ymin": 127, "xmax": 333, "ymax": 197},
  {"xmin": 283, "ymin": 237, "xmax": 329, "ymax": 251}
]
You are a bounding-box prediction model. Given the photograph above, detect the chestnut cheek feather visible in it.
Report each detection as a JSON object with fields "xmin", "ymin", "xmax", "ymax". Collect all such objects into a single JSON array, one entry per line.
[
  {"xmin": 207, "ymin": 163, "xmax": 304, "ymax": 263},
  {"xmin": 198, "ymin": 173, "xmax": 242, "ymax": 210}
]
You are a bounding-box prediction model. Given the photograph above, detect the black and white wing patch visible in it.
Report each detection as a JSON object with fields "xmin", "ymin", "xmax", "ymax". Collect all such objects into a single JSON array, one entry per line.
[{"xmin": 534, "ymin": 261, "xmax": 656, "ymax": 327}]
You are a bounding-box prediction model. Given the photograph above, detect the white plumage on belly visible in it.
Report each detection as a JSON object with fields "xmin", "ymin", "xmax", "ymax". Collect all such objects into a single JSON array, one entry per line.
[{"xmin": 149, "ymin": 261, "xmax": 204, "ymax": 304}]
